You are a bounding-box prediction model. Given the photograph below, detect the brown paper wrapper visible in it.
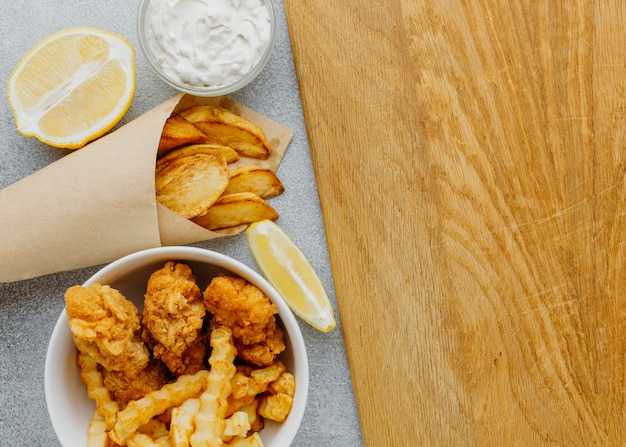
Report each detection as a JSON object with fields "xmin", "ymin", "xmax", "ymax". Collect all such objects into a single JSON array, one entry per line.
[{"xmin": 0, "ymin": 94, "xmax": 293, "ymax": 283}]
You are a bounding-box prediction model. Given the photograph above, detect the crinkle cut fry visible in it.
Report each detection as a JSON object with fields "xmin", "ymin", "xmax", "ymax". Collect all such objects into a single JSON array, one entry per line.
[
  {"xmin": 190, "ymin": 326, "xmax": 237, "ymax": 447},
  {"xmin": 222, "ymin": 411, "xmax": 251, "ymax": 440},
  {"xmin": 127, "ymin": 432, "xmax": 170, "ymax": 447},
  {"xmin": 77, "ymin": 352, "xmax": 119, "ymax": 430},
  {"xmin": 170, "ymin": 397, "xmax": 200, "ymax": 447},
  {"xmin": 224, "ymin": 432, "xmax": 264, "ymax": 447},
  {"xmin": 110, "ymin": 370, "xmax": 210, "ymax": 445},
  {"xmin": 87, "ymin": 410, "xmax": 109, "ymax": 447}
]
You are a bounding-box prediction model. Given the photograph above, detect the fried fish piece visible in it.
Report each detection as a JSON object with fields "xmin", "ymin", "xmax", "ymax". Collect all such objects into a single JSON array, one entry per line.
[
  {"xmin": 157, "ymin": 114, "xmax": 210, "ymax": 157},
  {"xmin": 155, "ymin": 151, "xmax": 230, "ymax": 219},
  {"xmin": 223, "ymin": 165, "xmax": 285, "ymax": 199},
  {"xmin": 203, "ymin": 275, "xmax": 285, "ymax": 366},
  {"xmin": 141, "ymin": 262, "xmax": 208, "ymax": 376},
  {"xmin": 180, "ymin": 105, "xmax": 272, "ymax": 160},
  {"xmin": 191, "ymin": 192, "xmax": 279, "ymax": 231},
  {"xmin": 103, "ymin": 359, "xmax": 168, "ymax": 407},
  {"xmin": 65, "ymin": 283, "xmax": 149, "ymax": 375},
  {"xmin": 67, "ymin": 284, "xmax": 171, "ymax": 410}
]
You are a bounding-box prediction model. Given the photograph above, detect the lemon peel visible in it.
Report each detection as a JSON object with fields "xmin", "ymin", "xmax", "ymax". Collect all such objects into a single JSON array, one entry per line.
[{"xmin": 6, "ymin": 27, "xmax": 136, "ymax": 149}]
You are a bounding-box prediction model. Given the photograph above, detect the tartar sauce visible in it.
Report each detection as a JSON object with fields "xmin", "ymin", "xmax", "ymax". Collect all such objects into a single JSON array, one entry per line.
[{"xmin": 146, "ymin": 0, "xmax": 272, "ymax": 88}]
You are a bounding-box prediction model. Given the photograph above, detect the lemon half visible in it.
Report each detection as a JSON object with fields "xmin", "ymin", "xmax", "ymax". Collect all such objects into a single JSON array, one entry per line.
[
  {"xmin": 6, "ymin": 27, "xmax": 136, "ymax": 149},
  {"xmin": 247, "ymin": 219, "xmax": 336, "ymax": 332}
]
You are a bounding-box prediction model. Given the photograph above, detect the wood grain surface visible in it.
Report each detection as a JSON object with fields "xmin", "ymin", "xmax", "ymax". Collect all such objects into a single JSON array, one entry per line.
[{"xmin": 284, "ymin": 1, "xmax": 626, "ymax": 445}]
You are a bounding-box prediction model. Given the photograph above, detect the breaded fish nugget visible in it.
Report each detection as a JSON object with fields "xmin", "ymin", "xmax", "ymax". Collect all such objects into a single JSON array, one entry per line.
[
  {"xmin": 65, "ymin": 283, "xmax": 149, "ymax": 375},
  {"xmin": 142, "ymin": 262, "xmax": 208, "ymax": 376},
  {"xmin": 204, "ymin": 275, "xmax": 285, "ymax": 366}
]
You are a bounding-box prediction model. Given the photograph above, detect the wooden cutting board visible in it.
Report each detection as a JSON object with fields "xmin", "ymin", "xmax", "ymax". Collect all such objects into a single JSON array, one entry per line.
[{"xmin": 285, "ymin": 1, "xmax": 626, "ymax": 445}]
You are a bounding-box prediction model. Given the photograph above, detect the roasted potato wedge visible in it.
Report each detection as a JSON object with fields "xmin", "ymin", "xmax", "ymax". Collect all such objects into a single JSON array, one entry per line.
[
  {"xmin": 192, "ymin": 192, "xmax": 278, "ymax": 231},
  {"xmin": 224, "ymin": 165, "xmax": 284, "ymax": 199},
  {"xmin": 157, "ymin": 114, "xmax": 209, "ymax": 157},
  {"xmin": 180, "ymin": 106, "xmax": 272, "ymax": 160},
  {"xmin": 155, "ymin": 144, "xmax": 237, "ymax": 184},
  {"xmin": 158, "ymin": 143, "xmax": 240, "ymax": 166},
  {"xmin": 156, "ymin": 152, "xmax": 229, "ymax": 219}
]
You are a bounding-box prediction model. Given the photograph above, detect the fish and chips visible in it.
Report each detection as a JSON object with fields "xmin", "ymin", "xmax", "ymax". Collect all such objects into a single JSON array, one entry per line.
[{"xmin": 65, "ymin": 263, "xmax": 294, "ymax": 447}]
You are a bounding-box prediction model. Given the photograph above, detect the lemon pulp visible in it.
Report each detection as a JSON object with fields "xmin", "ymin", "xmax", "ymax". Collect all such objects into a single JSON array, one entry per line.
[
  {"xmin": 6, "ymin": 28, "xmax": 136, "ymax": 149},
  {"xmin": 247, "ymin": 220, "xmax": 336, "ymax": 332}
]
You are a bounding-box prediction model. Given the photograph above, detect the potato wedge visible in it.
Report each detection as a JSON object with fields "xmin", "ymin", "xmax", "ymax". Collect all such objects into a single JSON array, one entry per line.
[
  {"xmin": 192, "ymin": 192, "xmax": 279, "ymax": 230},
  {"xmin": 224, "ymin": 165, "xmax": 284, "ymax": 199},
  {"xmin": 155, "ymin": 145, "xmax": 237, "ymax": 185},
  {"xmin": 158, "ymin": 143, "xmax": 239, "ymax": 165},
  {"xmin": 156, "ymin": 152, "xmax": 229, "ymax": 219},
  {"xmin": 180, "ymin": 106, "xmax": 272, "ymax": 160},
  {"xmin": 157, "ymin": 114, "xmax": 209, "ymax": 157}
]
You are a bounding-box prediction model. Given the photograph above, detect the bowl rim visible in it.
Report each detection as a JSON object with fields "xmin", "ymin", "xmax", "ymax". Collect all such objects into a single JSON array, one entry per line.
[
  {"xmin": 45, "ymin": 246, "xmax": 309, "ymax": 446},
  {"xmin": 136, "ymin": 0, "xmax": 277, "ymax": 97}
]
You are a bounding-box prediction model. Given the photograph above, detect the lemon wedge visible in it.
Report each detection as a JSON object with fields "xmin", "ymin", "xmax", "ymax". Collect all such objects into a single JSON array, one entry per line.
[
  {"xmin": 6, "ymin": 27, "xmax": 136, "ymax": 149},
  {"xmin": 247, "ymin": 220, "xmax": 337, "ymax": 332}
]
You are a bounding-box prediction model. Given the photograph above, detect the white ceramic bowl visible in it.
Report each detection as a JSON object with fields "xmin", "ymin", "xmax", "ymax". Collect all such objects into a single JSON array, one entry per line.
[
  {"xmin": 137, "ymin": 0, "xmax": 277, "ymax": 96},
  {"xmin": 45, "ymin": 246, "xmax": 308, "ymax": 447}
]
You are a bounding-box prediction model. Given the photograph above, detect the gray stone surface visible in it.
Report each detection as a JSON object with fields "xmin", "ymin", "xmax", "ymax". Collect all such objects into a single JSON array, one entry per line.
[{"xmin": 0, "ymin": 1, "xmax": 363, "ymax": 445}]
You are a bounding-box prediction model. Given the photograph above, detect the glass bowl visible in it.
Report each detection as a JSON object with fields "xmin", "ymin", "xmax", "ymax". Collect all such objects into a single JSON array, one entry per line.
[{"xmin": 137, "ymin": 0, "xmax": 276, "ymax": 96}]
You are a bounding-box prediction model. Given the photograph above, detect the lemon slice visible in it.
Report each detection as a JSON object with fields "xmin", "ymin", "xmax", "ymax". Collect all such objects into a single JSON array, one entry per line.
[
  {"xmin": 247, "ymin": 219, "xmax": 336, "ymax": 332},
  {"xmin": 6, "ymin": 27, "xmax": 136, "ymax": 149}
]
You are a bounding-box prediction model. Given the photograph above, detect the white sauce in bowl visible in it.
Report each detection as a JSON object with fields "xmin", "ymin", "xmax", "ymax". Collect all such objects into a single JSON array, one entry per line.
[{"xmin": 145, "ymin": 0, "xmax": 272, "ymax": 88}]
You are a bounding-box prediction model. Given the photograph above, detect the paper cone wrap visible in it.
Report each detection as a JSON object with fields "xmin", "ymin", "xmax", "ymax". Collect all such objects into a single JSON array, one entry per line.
[{"xmin": 0, "ymin": 94, "xmax": 293, "ymax": 283}]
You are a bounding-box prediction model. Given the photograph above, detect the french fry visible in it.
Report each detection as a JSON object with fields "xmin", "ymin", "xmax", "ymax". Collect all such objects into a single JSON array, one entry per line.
[
  {"xmin": 170, "ymin": 398, "xmax": 200, "ymax": 447},
  {"xmin": 191, "ymin": 192, "xmax": 278, "ymax": 231},
  {"xmin": 87, "ymin": 411, "xmax": 109, "ymax": 447},
  {"xmin": 111, "ymin": 370, "xmax": 210, "ymax": 445},
  {"xmin": 258, "ymin": 369, "xmax": 295, "ymax": 422},
  {"xmin": 224, "ymin": 432, "xmax": 264, "ymax": 447},
  {"xmin": 224, "ymin": 165, "xmax": 284, "ymax": 199},
  {"xmin": 155, "ymin": 152, "xmax": 229, "ymax": 219},
  {"xmin": 226, "ymin": 361, "xmax": 285, "ymax": 417},
  {"xmin": 230, "ymin": 366, "xmax": 254, "ymax": 400},
  {"xmin": 249, "ymin": 361, "xmax": 286, "ymax": 394},
  {"xmin": 225, "ymin": 399, "xmax": 263, "ymax": 433},
  {"xmin": 239, "ymin": 400, "xmax": 264, "ymax": 433},
  {"xmin": 77, "ymin": 352, "xmax": 119, "ymax": 430},
  {"xmin": 226, "ymin": 395, "xmax": 256, "ymax": 417},
  {"xmin": 138, "ymin": 418, "xmax": 169, "ymax": 439},
  {"xmin": 232, "ymin": 361, "xmax": 286, "ymax": 400},
  {"xmin": 157, "ymin": 114, "xmax": 209, "ymax": 157},
  {"xmin": 268, "ymin": 372, "xmax": 295, "ymax": 397},
  {"xmin": 222, "ymin": 411, "xmax": 251, "ymax": 440},
  {"xmin": 180, "ymin": 106, "xmax": 272, "ymax": 160},
  {"xmin": 189, "ymin": 327, "xmax": 237, "ymax": 447},
  {"xmin": 155, "ymin": 435, "xmax": 172, "ymax": 447},
  {"xmin": 258, "ymin": 393, "xmax": 293, "ymax": 423},
  {"xmin": 127, "ymin": 432, "xmax": 165, "ymax": 447}
]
